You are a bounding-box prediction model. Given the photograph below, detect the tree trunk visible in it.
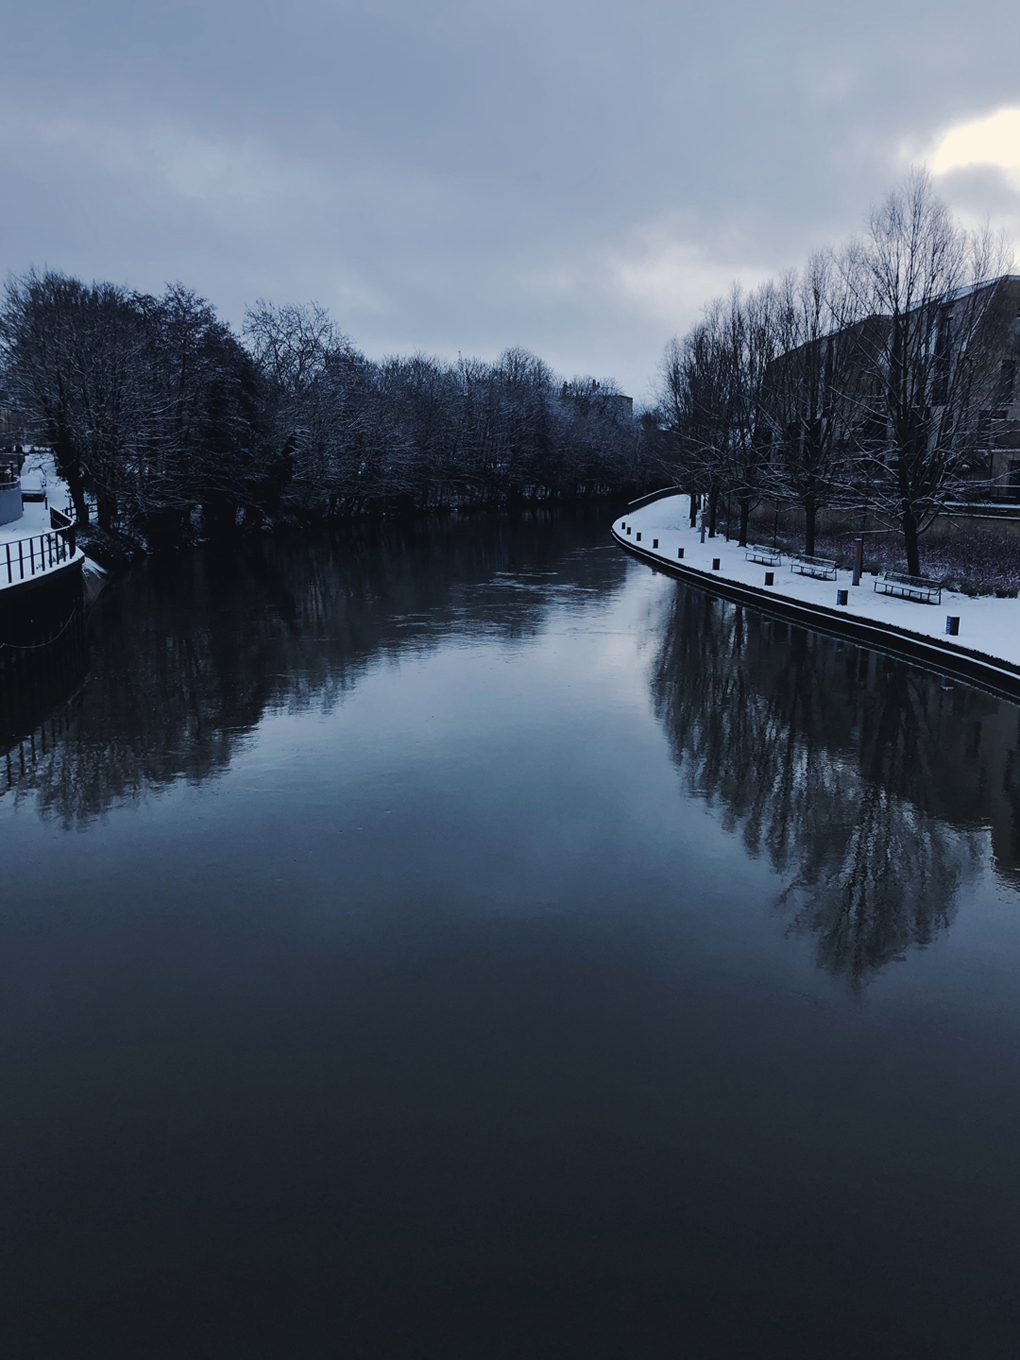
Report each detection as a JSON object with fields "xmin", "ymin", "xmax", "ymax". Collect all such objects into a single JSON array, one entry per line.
[
  {"xmin": 689, "ymin": 493, "xmax": 698, "ymax": 527},
  {"xmin": 804, "ymin": 501, "xmax": 816, "ymax": 558},
  {"xmin": 53, "ymin": 438, "xmax": 89, "ymax": 523},
  {"xmin": 708, "ymin": 486, "xmax": 718, "ymax": 537},
  {"xmin": 66, "ymin": 470, "xmax": 89, "ymax": 524},
  {"xmin": 96, "ymin": 491, "xmax": 116, "ymax": 532},
  {"xmin": 902, "ymin": 505, "xmax": 921, "ymax": 576},
  {"xmin": 738, "ymin": 498, "xmax": 750, "ymax": 547}
]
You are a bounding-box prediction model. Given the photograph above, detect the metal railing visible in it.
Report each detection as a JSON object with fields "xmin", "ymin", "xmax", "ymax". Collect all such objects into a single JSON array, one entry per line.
[
  {"xmin": 2, "ymin": 529, "xmax": 75, "ymax": 587},
  {"xmin": 627, "ymin": 485, "xmax": 683, "ymax": 511}
]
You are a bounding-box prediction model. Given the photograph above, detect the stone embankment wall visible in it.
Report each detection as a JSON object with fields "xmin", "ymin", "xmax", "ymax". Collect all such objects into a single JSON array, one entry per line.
[{"xmin": 0, "ymin": 555, "xmax": 85, "ymax": 660}]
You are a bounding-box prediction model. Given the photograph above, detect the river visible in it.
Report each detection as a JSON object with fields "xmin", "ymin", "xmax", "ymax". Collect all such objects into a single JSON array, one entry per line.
[{"xmin": 1, "ymin": 509, "xmax": 1018, "ymax": 1358}]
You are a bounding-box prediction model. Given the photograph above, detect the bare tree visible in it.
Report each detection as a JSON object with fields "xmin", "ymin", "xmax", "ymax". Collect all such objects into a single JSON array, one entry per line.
[
  {"xmin": 657, "ymin": 306, "xmax": 733, "ymax": 536},
  {"xmin": 0, "ymin": 270, "xmax": 150, "ymax": 526},
  {"xmin": 843, "ymin": 170, "xmax": 1013, "ymax": 574},
  {"xmin": 1, "ymin": 273, "xmax": 643, "ymax": 539},
  {"xmin": 658, "ymin": 288, "xmax": 778, "ymax": 546},
  {"xmin": 719, "ymin": 284, "xmax": 779, "ymax": 546},
  {"xmin": 243, "ymin": 300, "xmax": 376, "ymax": 517},
  {"xmin": 136, "ymin": 284, "xmax": 262, "ymax": 541},
  {"xmin": 555, "ymin": 377, "xmax": 639, "ymax": 497},
  {"xmin": 762, "ymin": 256, "xmax": 863, "ymax": 556}
]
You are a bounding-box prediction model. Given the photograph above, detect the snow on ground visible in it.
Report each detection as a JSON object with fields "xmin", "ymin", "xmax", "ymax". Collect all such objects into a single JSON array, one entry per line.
[
  {"xmin": 0, "ymin": 497, "xmax": 53, "ymax": 545},
  {"xmin": 615, "ymin": 495, "xmax": 1020, "ymax": 669}
]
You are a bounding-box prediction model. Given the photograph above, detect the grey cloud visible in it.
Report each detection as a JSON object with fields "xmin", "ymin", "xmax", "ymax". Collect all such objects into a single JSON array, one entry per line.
[{"xmin": 1, "ymin": 0, "xmax": 1018, "ymax": 401}]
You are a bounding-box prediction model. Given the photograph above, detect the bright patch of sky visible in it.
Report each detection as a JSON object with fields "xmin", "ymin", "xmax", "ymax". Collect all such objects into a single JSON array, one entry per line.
[{"xmin": 930, "ymin": 107, "xmax": 1020, "ymax": 188}]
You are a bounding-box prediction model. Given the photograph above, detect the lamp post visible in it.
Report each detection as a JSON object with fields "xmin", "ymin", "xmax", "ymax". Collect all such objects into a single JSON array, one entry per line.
[{"xmin": 852, "ymin": 508, "xmax": 866, "ymax": 587}]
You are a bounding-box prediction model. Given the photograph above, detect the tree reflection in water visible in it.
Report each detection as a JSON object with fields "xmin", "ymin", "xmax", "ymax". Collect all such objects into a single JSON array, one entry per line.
[
  {"xmin": 652, "ymin": 586, "xmax": 1020, "ymax": 989},
  {"xmin": 6, "ymin": 517, "xmax": 1020, "ymax": 994},
  {"xmin": 1, "ymin": 509, "xmax": 624, "ymax": 825}
]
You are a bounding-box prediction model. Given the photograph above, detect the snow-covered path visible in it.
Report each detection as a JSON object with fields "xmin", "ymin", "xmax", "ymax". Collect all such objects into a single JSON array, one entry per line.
[{"xmin": 614, "ymin": 494, "xmax": 1020, "ymax": 670}]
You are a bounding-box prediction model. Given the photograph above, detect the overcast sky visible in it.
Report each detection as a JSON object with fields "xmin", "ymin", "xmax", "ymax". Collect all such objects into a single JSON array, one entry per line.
[{"xmin": 1, "ymin": 0, "xmax": 1018, "ymax": 402}]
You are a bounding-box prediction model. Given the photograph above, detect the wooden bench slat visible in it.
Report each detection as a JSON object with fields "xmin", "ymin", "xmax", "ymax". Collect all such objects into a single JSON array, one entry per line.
[
  {"xmin": 874, "ymin": 571, "xmax": 942, "ymax": 604},
  {"xmin": 790, "ymin": 555, "xmax": 837, "ymax": 580},
  {"xmin": 745, "ymin": 545, "xmax": 781, "ymax": 566}
]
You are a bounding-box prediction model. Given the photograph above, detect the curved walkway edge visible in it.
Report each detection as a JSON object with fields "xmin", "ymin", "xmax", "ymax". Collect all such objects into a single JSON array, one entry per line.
[{"xmin": 612, "ymin": 526, "xmax": 1020, "ymax": 703}]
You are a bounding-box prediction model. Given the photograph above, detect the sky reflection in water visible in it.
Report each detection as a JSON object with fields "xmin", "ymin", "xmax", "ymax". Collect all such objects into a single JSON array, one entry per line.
[{"xmin": 1, "ymin": 511, "xmax": 1018, "ymax": 1359}]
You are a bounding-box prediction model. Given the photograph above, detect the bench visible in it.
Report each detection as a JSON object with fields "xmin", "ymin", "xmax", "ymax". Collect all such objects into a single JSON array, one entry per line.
[
  {"xmin": 745, "ymin": 544, "xmax": 781, "ymax": 566},
  {"xmin": 874, "ymin": 571, "xmax": 942, "ymax": 604},
  {"xmin": 790, "ymin": 554, "xmax": 837, "ymax": 580}
]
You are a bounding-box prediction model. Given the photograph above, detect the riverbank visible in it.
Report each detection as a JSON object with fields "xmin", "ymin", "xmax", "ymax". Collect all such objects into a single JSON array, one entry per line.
[{"xmin": 613, "ymin": 493, "xmax": 1020, "ymax": 696}]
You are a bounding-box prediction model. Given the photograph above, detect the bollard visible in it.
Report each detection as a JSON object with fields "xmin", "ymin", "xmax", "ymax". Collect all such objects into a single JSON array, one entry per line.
[
  {"xmin": 764, "ymin": 571, "xmax": 774, "ymax": 586},
  {"xmin": 946, "ymin": 616, "xmax": 960, "ymax": 636},
  {"xmin": 636, "ymin": 532, "xmax": 641, "ymax": 541},
  {"xmin": 627, "ymin": 527, "xmax": 631, "ymax": 535},
  {"xmin": 712, "ymin": 558, "xmax": 720, "ymax": 570},
  {"xmin": 837, "ymin": 589, "xmax": 848, "ymax": 606},
  {"xmin": 677, "ymin": 547, "xmax": 684, "ymax": 560},
  {"xmin": 652, "ymin": 539, "xmax": 658, "ymax": 548}
]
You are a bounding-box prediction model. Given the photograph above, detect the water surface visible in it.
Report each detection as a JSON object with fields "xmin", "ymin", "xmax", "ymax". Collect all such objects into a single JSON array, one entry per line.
[{"xmin": 2, "ymin": 512, "xmax": 1018, "ymax": 1358}]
